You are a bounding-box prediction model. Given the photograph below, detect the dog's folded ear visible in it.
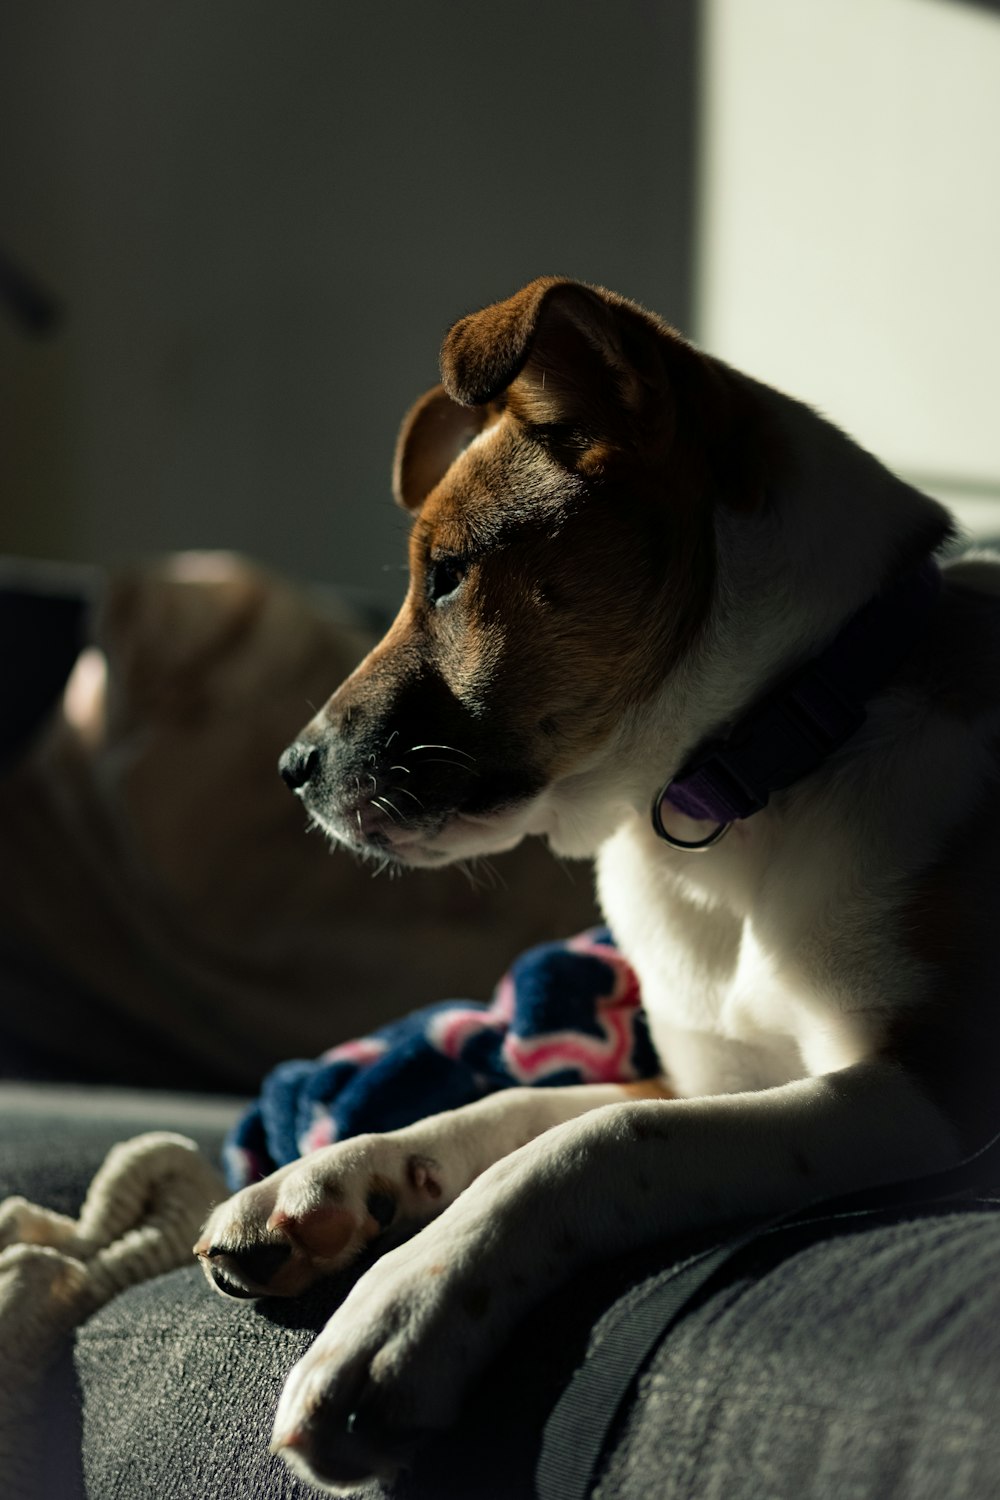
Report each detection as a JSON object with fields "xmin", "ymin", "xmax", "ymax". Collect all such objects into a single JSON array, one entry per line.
[
  {"xmin": 438, "ymin": 277, "xmax": 675, "ymax": 461},
  {"xmin": 393, "ymin": 385, "xmax": 494, "ymax": 512}
]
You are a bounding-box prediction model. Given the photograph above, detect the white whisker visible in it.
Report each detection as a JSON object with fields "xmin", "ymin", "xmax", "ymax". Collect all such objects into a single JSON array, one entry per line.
[
  {"xmin": 409, "ymin": 744, "xmax": 477, "ymax": 764},
  {"xmin": 474, "ymin": 857, "xmax": 507, "ymax": 891},
  {"xmin": 389, "ymin": 785, "xmax": 425, "ymax": 811},
  {"xmin": 413, "ymin": 757, "xmax": 475, "ymax": 772}
]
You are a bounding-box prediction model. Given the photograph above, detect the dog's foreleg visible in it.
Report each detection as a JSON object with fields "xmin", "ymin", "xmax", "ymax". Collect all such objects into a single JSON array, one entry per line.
[
  {"xmin": 483, "ymin": 1059, "xmax": 961, "ymax": 1253},
  {"xmin": 196, "ymin": 1079, "xmax": 670, "ymax": 1296},
  {"xmin": 271, "ymin": 1057, "xmax": 961, "ymax": 1486},
  {"xmin": 346, "ymin": 1077, "xmax": 673, "ymax": 1210}
]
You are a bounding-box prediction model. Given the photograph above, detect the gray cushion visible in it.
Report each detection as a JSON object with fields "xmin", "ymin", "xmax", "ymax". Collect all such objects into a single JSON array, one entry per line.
[
  {"xmin": 8, "ymin": 1084, "xmax": 1000, "ymax": 1499},
  {"xmin": 0, "ymin": 1082, "xmax": 240, "ymax": 1210},
  {"xmin": 75, "ymin": 1268, "xmax": 333, "ymax": 1500},
  {"xmin": 593, "ymin": 1208, "xmax": 1000, "ymax": 1500}
]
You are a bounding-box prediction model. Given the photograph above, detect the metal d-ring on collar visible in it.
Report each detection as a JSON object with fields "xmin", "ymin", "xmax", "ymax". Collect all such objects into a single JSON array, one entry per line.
[
  {"xmin": 649, "ymin": 557, "xmax": 944, "ymax": 856},
  {"xmin": 651, "ymin": 786, "xmax": 732, "ymax": 852}
]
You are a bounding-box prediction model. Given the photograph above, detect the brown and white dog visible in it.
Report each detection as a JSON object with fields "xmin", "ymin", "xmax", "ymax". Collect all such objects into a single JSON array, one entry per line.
[{"xmin": 196, "ymin": 278, "xmax": 1000, "ymax": 1492}]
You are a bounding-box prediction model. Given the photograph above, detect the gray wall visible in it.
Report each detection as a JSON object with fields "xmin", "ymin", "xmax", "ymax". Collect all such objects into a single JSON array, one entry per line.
[{"xmin": 1, "ymin": 2, "xmax": 699, "ymax": 609}]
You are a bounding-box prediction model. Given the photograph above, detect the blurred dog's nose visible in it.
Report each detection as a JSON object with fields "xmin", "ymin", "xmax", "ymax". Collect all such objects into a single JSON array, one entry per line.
[{"xmin": 279, "ymin": 740, "xmax": 319, "ymax": 792}]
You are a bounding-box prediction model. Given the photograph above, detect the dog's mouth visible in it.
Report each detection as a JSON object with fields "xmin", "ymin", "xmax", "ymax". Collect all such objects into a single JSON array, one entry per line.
[
  {"xmin": 305, "ymin": 783, "xmax": 549, "ymax": 869},
  {"xmin": 280, "ymin": 728, "xmax": 550, "ymax": 868}
]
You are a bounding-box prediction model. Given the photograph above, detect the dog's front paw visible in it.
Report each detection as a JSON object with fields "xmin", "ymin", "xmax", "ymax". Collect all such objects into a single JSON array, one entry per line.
[
  {"xmin": 269, "ymin": 1207, "xmax": 511, "ymax": 1493},
  {"xmin": 193, "ymin": 1134, "xmax": 447, "ymax": 1299}
]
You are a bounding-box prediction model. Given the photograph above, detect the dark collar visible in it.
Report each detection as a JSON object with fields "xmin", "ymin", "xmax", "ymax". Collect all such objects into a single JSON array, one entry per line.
[{"xmin": 652, "ymin": 557, "xmax": 943, "ymax": 851}]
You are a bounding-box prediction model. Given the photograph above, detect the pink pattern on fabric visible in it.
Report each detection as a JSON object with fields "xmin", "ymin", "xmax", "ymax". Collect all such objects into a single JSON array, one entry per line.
[
  {"xmin": 301, "ymin": 1110, "xmax": 339, "ymax": 1153},
  {"xmin": 491, "ymin": 973, "xmax": 519, "ymax": 1020},
  {"xmin": 501, "ymin": 1003, "xmax": 638, "ymax": 1084},
  {"xmin": 427, "ymin": 1004, "xmax": 504, "ymax": 1059},
  {"xmin": 428, "ymin": 934, "xmax": 645, "ymax": 1083},
  {"xmin": 497, "ymin": 933, "xmax": 643, "ymax": 1083},
  {"xmin": 321, "ymin": 1037, "xmax": 390, "ymax": 1066},
  {"xmin": 426, "ymin": 971, "xmax": 520, "ymax": 1059},
  {"xmin": 565, "ymin": 932, "xmax": 641, "ymax": 1004},
  {"xmin": 425, "ymin": 930, "xmax": 644, "ymax": 1086}
]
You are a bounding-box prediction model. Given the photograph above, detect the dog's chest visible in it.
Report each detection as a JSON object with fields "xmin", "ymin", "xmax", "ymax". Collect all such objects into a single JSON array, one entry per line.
[
  {"xmin": 598, "ymin": 821, "xmax": 777, "ymax": 1030},
  {"xmin": 596, "ymin": 819, "xmax": 858, "ymax": 1089}
]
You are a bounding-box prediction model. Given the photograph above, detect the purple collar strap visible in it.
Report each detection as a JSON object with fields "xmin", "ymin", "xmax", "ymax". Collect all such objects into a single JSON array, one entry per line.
[{"xmin": 652, "ymin": 557, "xmax": 943, "ymax": 852}]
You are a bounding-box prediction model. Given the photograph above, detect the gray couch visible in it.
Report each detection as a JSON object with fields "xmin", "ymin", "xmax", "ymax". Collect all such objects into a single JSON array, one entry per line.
[{"xmin": 4, "ymin": 1082, "xmax": 1000, "ymax": 1500}]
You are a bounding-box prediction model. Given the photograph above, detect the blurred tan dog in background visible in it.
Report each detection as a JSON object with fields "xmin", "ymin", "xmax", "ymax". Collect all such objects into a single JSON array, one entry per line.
[{"xmin": 0, "ymin": 551, "xmax": 595, "ymax": 1089}]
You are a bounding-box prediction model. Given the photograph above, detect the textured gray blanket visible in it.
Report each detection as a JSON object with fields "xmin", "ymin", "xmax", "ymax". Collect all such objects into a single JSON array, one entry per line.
[{"xmin": 6, "ymin": 1084, "xmax": 1000, "ymax": 1499}]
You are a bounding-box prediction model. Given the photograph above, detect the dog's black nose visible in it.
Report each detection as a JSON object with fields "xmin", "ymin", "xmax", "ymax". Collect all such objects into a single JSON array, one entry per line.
[{"xmin": 279, "ymin": 740, "xmax": 319, "ymax": 792}]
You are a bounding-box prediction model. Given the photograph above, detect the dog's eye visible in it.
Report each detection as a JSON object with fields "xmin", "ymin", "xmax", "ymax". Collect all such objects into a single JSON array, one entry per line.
[{"xmin": 427, "ymin": 556, "xmax": 467, "ymax": 606}]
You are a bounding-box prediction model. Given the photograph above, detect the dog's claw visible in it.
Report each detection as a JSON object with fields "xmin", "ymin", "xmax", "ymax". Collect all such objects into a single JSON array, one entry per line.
[{"xmin": 364, "ymin": 1188, "xmax": 396, "ymax": 1230}]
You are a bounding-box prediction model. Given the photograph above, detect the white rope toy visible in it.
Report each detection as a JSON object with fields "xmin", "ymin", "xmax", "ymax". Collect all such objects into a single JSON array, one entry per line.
[{"xmin": 0, "ymin": 1131, "xmax": 227, "ymax": 1500}]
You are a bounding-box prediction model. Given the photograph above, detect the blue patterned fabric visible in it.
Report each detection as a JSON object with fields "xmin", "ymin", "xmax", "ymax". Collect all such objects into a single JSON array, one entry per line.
[{"xmin": 224, "ymin": 928, "xmax": 659, "ymax": 1190}]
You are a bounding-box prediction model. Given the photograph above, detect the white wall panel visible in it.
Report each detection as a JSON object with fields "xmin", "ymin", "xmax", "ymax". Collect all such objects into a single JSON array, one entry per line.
[{"xmin": 699, "ymin": 0, "xmax": 1000, "ymax": 533}]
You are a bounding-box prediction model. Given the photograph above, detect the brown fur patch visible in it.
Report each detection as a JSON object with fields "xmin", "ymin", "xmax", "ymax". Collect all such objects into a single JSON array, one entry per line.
[
  {"xmin": 327, "ymin": 285, "xmax": 736, "ymax": 797},
  {"xmin": 394, "ymin": 387, "xmax": 502, "ymax": 513}
]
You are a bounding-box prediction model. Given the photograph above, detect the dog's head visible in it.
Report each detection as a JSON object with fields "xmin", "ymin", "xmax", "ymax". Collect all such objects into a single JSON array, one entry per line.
[{"xmin": 282, "ymin": 278, "xmax": 736, "ymax": 864}]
